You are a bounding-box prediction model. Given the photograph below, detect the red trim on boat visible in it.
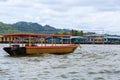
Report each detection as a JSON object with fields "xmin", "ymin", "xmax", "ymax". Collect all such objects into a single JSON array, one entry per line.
[{"xmin": 25, "ymin": 45, "xmax": 78, "ymax": 49}]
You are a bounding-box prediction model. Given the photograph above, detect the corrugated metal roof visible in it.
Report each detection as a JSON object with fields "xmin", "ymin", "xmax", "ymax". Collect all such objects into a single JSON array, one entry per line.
[
  {"xmin": 104, "ymin": 36, "xmax": 120, "ymax": 39},
  {"xmin": 71, "ymin": 36, "xmax": 83, "ymax": 38}
]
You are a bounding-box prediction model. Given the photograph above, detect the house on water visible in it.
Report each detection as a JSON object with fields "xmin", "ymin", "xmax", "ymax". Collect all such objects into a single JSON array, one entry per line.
[
  {"xmin": 71, "ymin": 36, "xmax": 87, "ymax": 44},
  {"xmin": 104, "ymin": 36, "xmax": 120, "ymax": 44}
]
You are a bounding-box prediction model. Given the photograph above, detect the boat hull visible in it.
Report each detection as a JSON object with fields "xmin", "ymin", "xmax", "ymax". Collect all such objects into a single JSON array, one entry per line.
[
  {"xmin": 3, "ymin": 47, "xmax": 26, "ymax": 56},
  {"xmin": 3, "ymin": 45, "xmax": 78, "ymax": 56}
]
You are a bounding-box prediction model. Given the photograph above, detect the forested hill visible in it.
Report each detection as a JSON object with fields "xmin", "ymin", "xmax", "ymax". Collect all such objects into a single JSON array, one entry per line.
[
  {"xmin": 0, "ymin": 22, "xmax": 19, "ymax": 34},
  {"xmin": 0, "ymin": 21, "xmax": 70, "ymax": 34}
]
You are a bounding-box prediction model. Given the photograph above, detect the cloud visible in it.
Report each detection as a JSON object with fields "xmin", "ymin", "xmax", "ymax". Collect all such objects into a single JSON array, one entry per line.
[
  {"xmin": 0, "ymin": 0, "xmax": 120, "ymax": 34},
  {"xmin": 0, "ymin": 0, "xmax": 8, "ymax": 2}
]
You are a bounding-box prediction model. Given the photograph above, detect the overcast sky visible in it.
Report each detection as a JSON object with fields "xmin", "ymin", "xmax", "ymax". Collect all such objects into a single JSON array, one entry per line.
[{"xmin": 0, "ymin": 0, "xmax": 120, "ymax": 34}]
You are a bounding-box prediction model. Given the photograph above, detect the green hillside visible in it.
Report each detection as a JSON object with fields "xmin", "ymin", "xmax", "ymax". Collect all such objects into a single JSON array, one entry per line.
[
  {"xmin": 0, "ymin": 22, "xmax": 19, "ymax": 35},
  {"xmin": 9, "ymin": 21, "xmax": 70, "ymax": 34},
  {"xmin": 0, "ymin": 21, "xmax": 70, "ymax": 34}
]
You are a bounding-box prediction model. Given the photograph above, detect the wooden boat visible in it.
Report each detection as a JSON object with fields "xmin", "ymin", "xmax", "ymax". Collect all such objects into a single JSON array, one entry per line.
[{"xmin": 3, "ymin": 33, "xmax": 78, "ymax": 56}]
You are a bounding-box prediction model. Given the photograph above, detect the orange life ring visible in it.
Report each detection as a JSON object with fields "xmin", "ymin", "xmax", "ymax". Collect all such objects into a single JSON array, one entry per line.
[{"xmin": 40, "ymin": 38, "xmax": 45, "ymax": 42}]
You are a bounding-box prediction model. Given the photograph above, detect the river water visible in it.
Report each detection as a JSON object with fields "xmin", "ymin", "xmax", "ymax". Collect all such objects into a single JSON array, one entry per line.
[{"xmin": 0, "ymin": 44, "xmax": 120, "ymax": 80}]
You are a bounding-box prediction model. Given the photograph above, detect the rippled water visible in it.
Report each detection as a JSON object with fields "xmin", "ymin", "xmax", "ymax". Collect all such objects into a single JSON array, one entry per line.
[{"xmin": 0, "ymin": 44, "xmax": 120, "ymax": 80}]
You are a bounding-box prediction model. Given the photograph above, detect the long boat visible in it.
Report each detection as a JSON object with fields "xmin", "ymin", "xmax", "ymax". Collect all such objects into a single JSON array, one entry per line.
[{"xmin": 3, "ymin": 33, "xmax": 78, "ymax": 56}]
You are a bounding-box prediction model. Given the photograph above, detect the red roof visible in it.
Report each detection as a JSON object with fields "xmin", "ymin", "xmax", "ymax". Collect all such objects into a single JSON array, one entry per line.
[{"xmin": 3, "ymin": 33, "xmax": 71, "ymax": 37}]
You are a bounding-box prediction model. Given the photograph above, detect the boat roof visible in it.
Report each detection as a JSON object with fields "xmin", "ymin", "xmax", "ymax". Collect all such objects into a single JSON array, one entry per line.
[{"xmin": 3, "ymin": 33, "xmax": 71, "ymax": 38}]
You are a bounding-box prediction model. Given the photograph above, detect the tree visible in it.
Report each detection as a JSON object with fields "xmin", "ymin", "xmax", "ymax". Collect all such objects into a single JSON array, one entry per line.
[
  {"xmin": 70, "ymin": 29, "xmax": 84, "ymax": 36},
  {"xmin": 70, "ymin": 29, "xmax": 78, "ymax": 36},
  {"xmin": 54, "ymin": 31, "xmax": 69, "ymax": 35},
  {"xmin": 78, "ymin": 30, "xmax": 83, "ymax": 36}
]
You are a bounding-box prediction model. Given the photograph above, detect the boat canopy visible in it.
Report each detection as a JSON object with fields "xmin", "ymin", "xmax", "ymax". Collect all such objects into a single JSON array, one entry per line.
[{"xmin": 3, "ymin": 33, "xmax": 71, "ymax": 38}]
